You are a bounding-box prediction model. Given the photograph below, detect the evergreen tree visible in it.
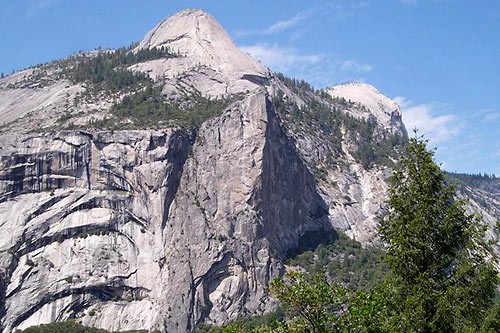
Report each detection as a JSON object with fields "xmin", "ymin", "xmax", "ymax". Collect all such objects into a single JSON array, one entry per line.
[{"xmin": 377, "ymin": 135, "xmax": 498, "ymax": 332}]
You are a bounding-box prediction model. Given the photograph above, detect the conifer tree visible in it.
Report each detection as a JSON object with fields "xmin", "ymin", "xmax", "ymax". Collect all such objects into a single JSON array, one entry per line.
[{"xmin": 378, "ymin": 135, "xmax": 498, "ymax": 332}]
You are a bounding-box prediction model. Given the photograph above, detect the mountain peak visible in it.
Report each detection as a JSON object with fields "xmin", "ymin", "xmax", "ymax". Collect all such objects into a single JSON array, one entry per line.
[
  {"xmin": 135, "ymin": 9, "xmax": 267, "ymax": 78},
  {"xmin": 326, "ymin": 82, "xmax": 404, "ymax": 133},
  {"xmin": 137, "ymin": 9, "xmax": 226, "ymax": 51}
]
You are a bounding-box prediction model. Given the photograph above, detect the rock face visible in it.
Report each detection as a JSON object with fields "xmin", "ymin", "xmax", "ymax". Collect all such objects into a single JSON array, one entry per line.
[
  {"xmin": 0, "ymin": 130, "xmax": 191, "ymax": 332},
  {"xmin": 132, "ymin": 9, "xmax": 269, "ymax": 99},
  {"xmin": 0, "ymin": 8, "xmax": 497, "ymax": 333},
  {"xmin": 326, "ymin": 82, "xmax": 406, "ymax": 135},
  {"xmin": 0, "ymin": 92, "xmax": 330, "ymax": 332}
]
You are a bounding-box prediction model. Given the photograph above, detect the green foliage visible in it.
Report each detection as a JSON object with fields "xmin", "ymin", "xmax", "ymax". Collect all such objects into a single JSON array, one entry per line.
[
  {"xmin": 274, "ymin": 73, "xmax": 317, "ymax": 98},
  {"xmin": 377, "ymin": 135, "xmax": 499, "ymax": 332},
  {"xmin": 271, "ymin": 272, "xmax": 349, "ymax": 333},
  {"xmin": 342, "ymin": 285, "xmax": 388, "ymax": 333},
  {"xmin": 354, "ymin": 132, "xmax": 405, "ymax": 169},
  {"xmin": 272, "ymin": 73, "xmax": 405, "ymax": 169},
  {"xmin": 219, "ymin": 136, "xmax": 498, "ymax": 333},
  {"xmin": 479, "ymin": 302, "xmax": 500, "ymax": 333},
  {"xmin": 271, "ymin": 87, "xmax": 345, "ymax": 156},
  {"xmin": 288, "ymin": 234, "xmax": 389, "ymax": 291},
  {"xmin": 13, "ymin": 320, "xmax": 153, "ymax": 333},
  {"xmin": 445, "ymin": 172, "xmax": 500, "ymax": 213},
  {"xmin": 64, "ymin": 46, "xmax": 177, "ymax": 93},
  {"xmin": 50, "ymin": 45, "xmax": 181, "ymax": 127},
  {"xmin": 89, "ymin": 85, "xmax": 229, "ymax": 129},
  {"xmin": 224, "ymin": 309, "xmax": 285, "ymax": 331},
  {"xmin": 446, "ymin": 171, "xmax": 497, "ymax": 187}
]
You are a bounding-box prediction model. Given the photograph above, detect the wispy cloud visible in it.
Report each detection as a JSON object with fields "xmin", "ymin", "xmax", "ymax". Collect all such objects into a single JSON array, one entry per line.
[
  {"xmin": 240, "ymin": 43, "xmax": 372, "ymax": 87},
  {"xmin": 400, "ymin": 0, "xmax": 418, "ymax": 4},
  {"xmin": 262, "ymin": 10, "xmax": 313, "ymax": 35},
  {"xmin": 26, "ymin": 0, "xmax": 62, "ymax": 18},
  {"xmin": 325, "ymin": 0, "xmax": 370, "ymax": 18},
  {"xmin": 400, "ymin": 0, "xmax": 452, "ymax": 5},
  {"xmin": 419, "ymin": 106, "xmax": 500, "ymax": 174},
  {"xmin": 483, "ymin": 111, "xmax": 500, "ymax": 122},
  {"xmin": 340, "ymin": 60, "xmax": 372, "ymax": 73},
  {"xmin": 240, "ymin": 43, "xmax": 323, "ymax": 73},
  {"xmin": 467, "ymin": 108, "xmax": 500, "ymax": 123},
  {"xmin": 235, "ymin": 8, "xmax": 314, "ymax": 37},
  {"xmin": 236, "ymin": 1, "xmax": 368, "ymax": 38},
  {"xmin": 394, "ymin": 97, "xmax": 460, "ymax": 145}
]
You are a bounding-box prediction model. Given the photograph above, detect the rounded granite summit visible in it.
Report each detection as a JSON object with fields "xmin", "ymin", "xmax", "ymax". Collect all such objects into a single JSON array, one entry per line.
[
  {"xmin": 135, "ymin": 9, "xmax": 267, "ymax": 78},
  {"xmin": 327, "ymin": 82, "xmax": 406, "ymax": 134}
]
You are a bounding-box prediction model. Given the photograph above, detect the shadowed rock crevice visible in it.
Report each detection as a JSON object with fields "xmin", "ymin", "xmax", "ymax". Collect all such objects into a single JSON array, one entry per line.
[
  {"xmin": 18, "ymin": 224, "xmax": 134, "ymax": 258},
  {"xmin": 190, "ymin": 253, "xmax": 234, "ymax": 328},
  {"xmin": 0, "ymin": 146, "xmax": 90, "ymax": 203},
  {"xmin": 253, "ymin": 97, "xmax": 332, "ymax": 258},
  {"xmin": 11, "ymin": 284, "xmax": 150, "ymax": 329},
  {"xmin": 161, "ymin": 131, "xmax": 193, "ymax": 228}
]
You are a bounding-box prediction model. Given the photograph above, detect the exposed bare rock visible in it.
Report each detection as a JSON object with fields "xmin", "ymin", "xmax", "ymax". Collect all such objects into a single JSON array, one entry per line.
[
  {"xmin": 327, "ymin": 82, "xmax": 406, "ymax": 135},
  {"xmin": 0, "ymin": 129, "xmax": 191, "ymax": 332},
  {"xmin": 0, "ymin": 73, "xmax": 83, "ymax": 134},
  {"xmin": 131, "ymin": 9, "xmax": 269, "ymax": 98},
  {"xmin": 0, "ymin": 89, "xmax": 335, "ymax": 332}
]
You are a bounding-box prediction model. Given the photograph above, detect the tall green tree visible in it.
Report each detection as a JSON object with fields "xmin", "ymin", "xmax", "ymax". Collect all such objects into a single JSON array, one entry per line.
[
  {"xmin": 378, "ymin": 135, "xmax": 498, "ymax": 332},
  {"xmin": 270, "ymin": 272, "xmax": 349, "ymax": 333}
]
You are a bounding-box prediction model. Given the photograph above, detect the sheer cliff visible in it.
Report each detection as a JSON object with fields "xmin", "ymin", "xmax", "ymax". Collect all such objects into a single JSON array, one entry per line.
[{"xmin": 0, "ymin": 8, "xmax": 497, "ymax": 333}]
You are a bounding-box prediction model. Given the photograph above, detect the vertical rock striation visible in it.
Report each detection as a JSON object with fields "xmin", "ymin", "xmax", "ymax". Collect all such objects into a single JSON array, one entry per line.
[{"xmin": 0, "ymin": 130, "xmax": 192, "ymax": 332}]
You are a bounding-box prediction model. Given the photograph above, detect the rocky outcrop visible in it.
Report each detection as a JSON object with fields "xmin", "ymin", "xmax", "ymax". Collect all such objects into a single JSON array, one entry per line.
[
  {"xmin": 159, "ymin": 90, "xmax": 337, "ymax": 331},
  {"xmin": 326, "ymin": 82, "xmax": 406, "ymax": 135},
  {"xmin": 0, "ymin": 129, "xmax": 191, "ymax": 332},
  {"xmin": 131, "ymin": 9, "xmax": 269, "ymax": 99}
]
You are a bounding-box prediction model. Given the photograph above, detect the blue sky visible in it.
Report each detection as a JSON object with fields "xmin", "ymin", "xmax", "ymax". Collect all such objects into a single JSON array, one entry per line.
[{"xmin": 1, "ymin": 0, "xmax": 499, "ymax": 175}]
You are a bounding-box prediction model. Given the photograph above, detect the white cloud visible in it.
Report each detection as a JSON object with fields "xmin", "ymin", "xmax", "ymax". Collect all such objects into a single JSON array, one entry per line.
[
  {"xmin": 394, "ymin": 97, "xmax": 460, "ymax": 145},
  {"xmin": 236, "ymin": 2, "xmax": 369, "ymax": 38},
  {"xmin": 351, "ymin": 1, "xmax": 369, "ymax": 9},
  {"xmin": 235, "ymin": 8, "xmax": 314, "ymax": 37},
  {"xmin": 240, "ymin": 43, "xmax": 323, "ymax": 73},
  {"xmin": 340, "ymin": 60, "xmax": 372, "ymax": 73},
  {"xmin": 465, "ymin": 108, "xmax": 499, "ymax": 123},
  {"xmin": 483, "ymin": 111, "xmax": 500, "ymax": 122},
  {"xmin": 240, "ymin": 43, "xmax": 372, "ymax": 87},
  {"xmin": 26, "ymin": 0, "xmax": 62, "ymax": 18},
  {"xmin": 400, "ymin": 0, "xmax": 452, "ymax": 5},
  {"xmin": 262, "ymin": 10, "xmax": 312, "ymax": 35},
  {"xmin": 325, "ymin": 1, "xmax": 370, "ymax": 18}
]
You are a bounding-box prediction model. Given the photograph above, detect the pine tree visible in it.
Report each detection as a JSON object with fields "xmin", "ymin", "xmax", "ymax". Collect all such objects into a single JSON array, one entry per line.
[{"xmin": 378, "ymin": 135, "xmax": 498, "ymax": 332}]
